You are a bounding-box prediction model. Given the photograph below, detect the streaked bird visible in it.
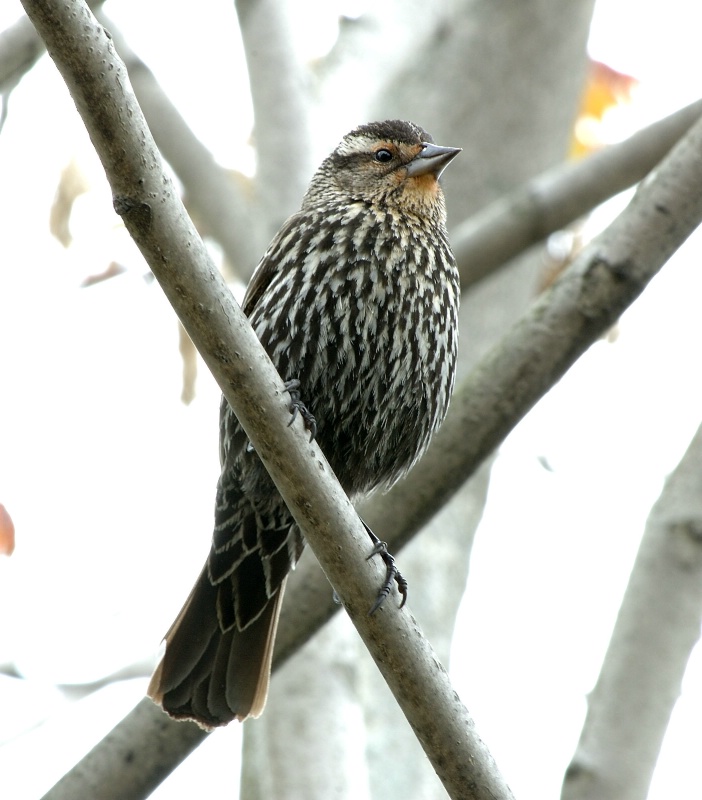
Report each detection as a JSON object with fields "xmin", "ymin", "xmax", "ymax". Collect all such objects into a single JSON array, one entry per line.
[{"xmin": 148, "ymin": 120, "xmax": 461, "ymax": 728}]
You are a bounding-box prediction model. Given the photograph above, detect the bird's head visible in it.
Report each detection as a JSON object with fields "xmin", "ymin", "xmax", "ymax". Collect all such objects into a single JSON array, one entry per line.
[{"xmin": 303, "ymin": 120, "xmax": 461, "ymax": 219}]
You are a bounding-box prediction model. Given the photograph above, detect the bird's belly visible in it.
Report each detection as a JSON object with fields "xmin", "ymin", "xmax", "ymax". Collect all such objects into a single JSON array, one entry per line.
[
  {"xmin": 255, "ymin": 259, "xmax": 457, "ymax": 497},
  {"xmin": 307, "ymin": 331, "xmax": 444, "ymax": 495}
]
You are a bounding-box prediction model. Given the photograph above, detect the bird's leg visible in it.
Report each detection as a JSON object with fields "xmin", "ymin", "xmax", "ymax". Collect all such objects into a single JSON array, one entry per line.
[
  {"xmin": 284, "ymin": 379, "xmax": 317, "ymax": 442},
  {"xmin": 363, "ymin": 520, "xmax": 408, "ymax": 614},
  {"xmin": 247, "ymin": 380, "xmax": 316, "ymax": 453}
]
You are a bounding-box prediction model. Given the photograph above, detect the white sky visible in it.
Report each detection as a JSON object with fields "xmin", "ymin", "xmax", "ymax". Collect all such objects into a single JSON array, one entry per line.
[{"xmin": 1, "ymin": 2, "xmax": 701, "ymax": 799}]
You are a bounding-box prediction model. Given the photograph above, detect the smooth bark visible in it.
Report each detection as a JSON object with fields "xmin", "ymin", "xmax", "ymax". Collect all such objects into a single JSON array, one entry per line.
[
  {"xmin": 561, "ymin": 425, "xmax": 702, "ymax": 800},
  {"xmin": 453, "ymin": 98, "xmax": 702, "ymax": 290}
]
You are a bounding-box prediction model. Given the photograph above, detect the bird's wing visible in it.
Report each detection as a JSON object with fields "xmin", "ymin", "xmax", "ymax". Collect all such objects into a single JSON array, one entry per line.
[{"xmin": 242, "ymin": 212, "xmax": 303, "ymax": 316}]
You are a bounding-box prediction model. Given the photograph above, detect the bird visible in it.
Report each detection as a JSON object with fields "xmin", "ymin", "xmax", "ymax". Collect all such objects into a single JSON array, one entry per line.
[{"xmin": 148, "ymin": 120, "xmax": 461, "ymax": 729}]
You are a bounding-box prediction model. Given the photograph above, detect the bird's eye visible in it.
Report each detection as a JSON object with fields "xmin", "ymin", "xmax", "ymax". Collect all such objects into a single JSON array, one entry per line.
[{"xmin": 374, "ymin": 149, "xmax": 393, "ymax": 163}]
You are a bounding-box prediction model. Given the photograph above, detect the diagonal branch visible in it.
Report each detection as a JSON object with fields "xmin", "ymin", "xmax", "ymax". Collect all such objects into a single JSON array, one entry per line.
[
  {"xmin": 98, "ymin": 17, "xmax": 261, "ymax": 277},
  {"xmin": 235, "ymin": 0, "xmax": 314, "ymax": 239},
  {"xmin": 453, "ymin": 98, "xmax": 702, "ymax": 290},
  {"xmin": 561, "ymin": 423, "xmax": 702, "ymax": 800},
  {"xmin": 22, "ymin": 2, "xmax": 512, "ymax": 800},
  {"xmin": 0, "ymin": 8, "xmax": 259, "ymax": 276}
]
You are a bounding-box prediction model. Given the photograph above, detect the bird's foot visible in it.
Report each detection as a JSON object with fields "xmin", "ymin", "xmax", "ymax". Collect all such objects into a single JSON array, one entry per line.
[
  {"xmin": 363, "ymin": 521, "xmax": 408, "ymax": 614},
  {"xmin": 284, "ymin": 379, "xmax": 317, "ymax": 442}
]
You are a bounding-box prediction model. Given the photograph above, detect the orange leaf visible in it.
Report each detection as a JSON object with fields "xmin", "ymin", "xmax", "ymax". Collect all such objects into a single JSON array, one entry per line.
[
  {"xmin": 571, "ymin": 60, "xmax": 638, "ymax": 158},
  {"xmin": 0, "ymin": 504, "xmax": 15, "ymax": 556}
]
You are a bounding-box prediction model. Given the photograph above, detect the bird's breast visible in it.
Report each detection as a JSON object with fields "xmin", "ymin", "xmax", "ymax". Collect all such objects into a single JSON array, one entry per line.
[{"xmin": 250, "ymin": 210, "xmax": 458, "ymax": 494}]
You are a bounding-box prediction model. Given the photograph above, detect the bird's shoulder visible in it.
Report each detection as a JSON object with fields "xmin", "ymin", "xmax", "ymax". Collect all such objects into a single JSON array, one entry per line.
[
  {"xmin": 242, "ymin": 213, "xmax": 305, "ymax": 315},
  {"xmin": 242, "ymin": 201, "xmax": 357, "ymax": 316}
]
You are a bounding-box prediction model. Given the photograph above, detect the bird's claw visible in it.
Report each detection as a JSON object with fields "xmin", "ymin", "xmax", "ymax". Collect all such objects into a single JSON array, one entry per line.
[
  {"xmin": 363, "ymin": 523, "xmax": 408, "ymax": 614},
  {"xmin": 284, "ymin": 379, "xmax": 317, "ymax": 442}
]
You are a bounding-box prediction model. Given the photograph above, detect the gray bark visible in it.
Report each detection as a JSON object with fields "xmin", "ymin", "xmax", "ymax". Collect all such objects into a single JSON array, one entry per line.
[
  {"xmin": 235, "ymin": 0, "xmax": 314, "ymax": 245},
  {"xmin": 561, "ymin": 424, "xmax": 702, "ymax": 800}
]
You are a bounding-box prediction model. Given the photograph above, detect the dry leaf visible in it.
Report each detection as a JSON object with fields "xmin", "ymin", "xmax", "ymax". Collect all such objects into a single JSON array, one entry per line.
[
  {"xmin": 49, "ymin": 158, "xmax": 90, "ymax": 247},
  {"xmin": 571, "ymin": 60, "xmax": 638, "ymax": 158},
  {"xmin": 0, "ymin": 503, "xmax": 15, "ymax": 556}
]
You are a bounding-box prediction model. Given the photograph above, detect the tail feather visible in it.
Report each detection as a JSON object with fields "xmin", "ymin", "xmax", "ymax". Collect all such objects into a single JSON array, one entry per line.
[{"xmin": 148, "ymin": 566, "xmax": 286, "ymax": 728}]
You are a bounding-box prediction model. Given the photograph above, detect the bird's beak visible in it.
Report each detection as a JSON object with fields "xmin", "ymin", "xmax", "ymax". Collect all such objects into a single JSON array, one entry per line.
[{"xmin": 405, "ymin": 142, "xmax": 462, "ymax": 179}]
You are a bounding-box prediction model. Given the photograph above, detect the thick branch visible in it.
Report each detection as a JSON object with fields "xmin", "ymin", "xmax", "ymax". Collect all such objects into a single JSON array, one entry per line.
[
  {"xmin": 0, "ymin": 12, "xmax": 45, "ymax": 93},
  {"xmin": 0, "ymin": 10, "xmax": 259, "ymax": 275},
  {"xmin": 453, "ymin": 98, "xmax": 702, "ymax": 289},
  {"xmin": 235, "ymin": 0, "xmax": 313, "ymax": 238},
  {"xmin": 98, "ymin": 18, "xmax": 261, "ymax": 277},
  {"xmin": 22, "ymin": 2, "xmax": 510, "ymax": 799},
  {"xmin": 561, "ymin": 424, "xmax": 702, "ymax": 800}
]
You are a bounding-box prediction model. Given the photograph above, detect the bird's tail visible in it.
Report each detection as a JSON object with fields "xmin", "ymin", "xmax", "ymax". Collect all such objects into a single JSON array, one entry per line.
[{"xmin": 148, "ymin": 566, "xmax": 286, "ymax": 729}]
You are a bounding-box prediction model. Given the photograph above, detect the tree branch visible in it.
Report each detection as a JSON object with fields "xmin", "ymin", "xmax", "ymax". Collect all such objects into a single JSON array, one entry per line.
[
  {"xmin": 453, "ymin": 98, "xmax": 702, "ymax": 290},
  {"xmin": 97, "ymin": 17, "xmax": 261, "ymax": 278},
  {"xmin": 561, "ymin": 424, "xmax": 702, "ymax": 800},
  {"xmin": 0, "ymin": 8, "xmax": 259, "ymax": 276},
  {"xmin": 22, "ymin": 2, "xmax": 511, "ymax": 799},
  {"xmin": 0, "ymin": 12, "xmax": 45, "ymax": 94}
]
